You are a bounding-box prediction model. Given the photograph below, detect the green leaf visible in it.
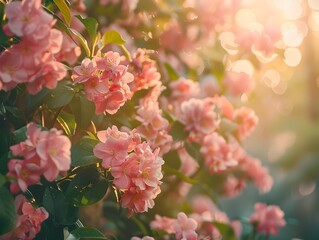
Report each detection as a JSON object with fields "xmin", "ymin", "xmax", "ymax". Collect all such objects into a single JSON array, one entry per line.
[
  {"xmin": 212, "ymin": 221, "xmax": 236, "ymax": 240},
  {"xmin": 57, "ymin": 115, "xmax": 72, "ymax": 138},
  {"xmin": 71, "ymin": 137, "xmax": 99, "ymax": 167},
  {"xmin": 162, "ymin": 165, "xmax": 197, "ymax": 185},
  {"xmin": 43, "ymin": 187, "xmax": 78, "ymax": 225},
  {"xmin": 70, "ymin": 28, "xmax": 91, "ymax": 57},
  {"xmin": 53, "ymin": 0, "xmax": 72, "ymax": 26},
  {"xmin": 102, "ymin": 30, "xmax": 126, "ymax": 46},
  {"xmin": 26, "ymin": 88, "xmax": 49, "ymax": 113},
  {"xmin": 0, "ymin": 187, "xmax": 16, "ymax": 235},
  {"xmin": 66, "ymin": 167, "xmax": 108, "ymax": 207},
  {"xmin": 70, "ymin": 93, "xmax": 95, "ymax": 130},
  {"xmin": 0, "ymin": 174, "xmax": 5, "ymax": 188},
  {"xmin": 75, "ymin": 15, "xmax": 98, "ymax": 43},
  {"xmin": 46, "ymin": 81, "xmax": 75, "ymax": 109},
  {"xmin": 184, "ymin": 141, "xmax": 203, "ymax": 163},
  {"xmin": 163, "ymin": 150, "xmax": 181, "ymax": 170},
  {"xmin": 66, "ymin": 227, "xmax": 107, "ymax": 240},
  {"xmin": 13, "ymin": 125, "xmax": 27, "ymax": 144},
  {"xmin": 169, "ymin": 121, "xmax": 188, "ymax": 141},
  {"xmin": 164, "ymin": 63, "xmax": 179, "ymax": 81}
]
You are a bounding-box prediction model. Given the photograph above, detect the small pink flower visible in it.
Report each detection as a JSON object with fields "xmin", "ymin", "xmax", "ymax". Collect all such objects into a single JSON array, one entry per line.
[
  {"xmin": 239, "ymin": 156, "xmax": 273, "ymax": 193},
  {"xmin": 179, "ymin": 98, "xmax": 219, "ymax": 136},
  {"xmin": 94, "ymin": 126, "xmax": 131, "ymax": 169},
  {"xmin": 7, "ymin": 159, "xmax": 41, "ymax": 194},
  {"xmin": 222, "ymin": 174, "xmax": 246, "ymax": 198},
  {"xmin": 131, "ymin": 237, "xmax": 155, "ymax": 240},
  {"xmin": 5, "ymin": 0, "xmax": 53, "ymax": 37},
  {"xmin": 200, "ymin": 133, "xmax": 238, "ymax": 173},
  {"xmin": 55, "ymin": 33, "xmax": 81, "ymax": 65},
  {"xmin": 233, "ymin": 107, "xmax": 258, "ymax": 140},
  {"xmin": 127, "ymin": 48, "xmax": 161, "ymax": 93},
  {"xmin": 121, "ymin": 186, "xmax": 160, "ymax": 215},
  {"xmin": 71, "ymin": 58, "xmax": 98, "ymax": 84},
  {"xmin": 223, "ymin": 71, "xmax": 253, "ymax": 97},
  {"xmin": 0, "ymin": 195, "xmax": 48, "ymax": 240},
  {"xmin": 250, "ymin": 203, "xmax": 286, "ymax": 235},
  {"xmin": 36, "ymin": 128, "xmax": 71, "ymax": 181},
  {"xmin": 173, "ymin": 212, "xmax": 198, "ymax": 240},
  {"xmin": 170, "ymin": 78, "xmax": 199, "ymax": 101},
  {"xmin": 150, "ymin": 214, "xmax": 176, "ymax": 234}
]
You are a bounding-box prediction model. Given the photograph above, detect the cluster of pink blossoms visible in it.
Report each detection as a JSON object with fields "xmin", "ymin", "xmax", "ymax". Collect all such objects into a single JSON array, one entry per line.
[
  {"xmin": 93, "ymin": 126, "xmax": 164, "ymax": 215},
  {"xmin": 123, "ymin": 48, "xmax": 161, "ymax": 93},
  {"xmin": 0, "ymin": 0, "xmax": 69, "ymax": 94},
  {"xmin": 71, "ymin": 51, "xmax": 134, "ymax": 114},
  {"xmin": 0, "ymin": 195, "xmax": 48, "ymax": 240},
  {"xmin": 150, "ymin": 212, "xmax": 198, "ymax": 240},
  {"xmin": 136, "ymin": 84, "xmax": 173, "ymax": 156},
  {"xmin": 7, "ymin": 123, "xmax": 71, "ymax": 193},
  {"xmin": 249, "ymin": 202, "xmax": 286, "ymax": 235}
]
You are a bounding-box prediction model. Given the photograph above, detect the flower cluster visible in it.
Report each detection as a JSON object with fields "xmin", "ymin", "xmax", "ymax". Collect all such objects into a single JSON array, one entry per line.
[
  {"xmin": 0, "ymin": 0, "xmax": 67, "ymax": 94},
  {"xmin": 0, "ymin": 195, "xmax": 48, "ymax": 240},
  {"xmin": 136, "ymin": 85, "xmax": 173, "ymax": 156},
  {"xmin": 93, "ymin": 126, "xmax": 164, "ymax": 215},
  {"xmin": 150, "ymin": 212, "xmax": 198, "ymax": 240},
  {"xmin": 71, "ymin": 51, "xmax": 134, "ymax": 114},
  {"xmin": 124, "ymin": 48, "xmax": 161, "ymax": 93},
  {"xmin": 7, "ymin": 123, "xmax": 71, "ymax": 193},
  {"xmin": 250, "ymin": 202, "xmax": 286, "ymax": 235}
]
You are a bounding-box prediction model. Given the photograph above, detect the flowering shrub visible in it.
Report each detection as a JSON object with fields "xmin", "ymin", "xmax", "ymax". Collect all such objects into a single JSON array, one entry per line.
[{"xmin": 2, "ymin": 0, "xmax": 309, "ymax": 239}]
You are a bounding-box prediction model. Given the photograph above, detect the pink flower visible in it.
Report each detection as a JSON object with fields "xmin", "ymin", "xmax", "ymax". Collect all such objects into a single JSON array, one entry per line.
[
  {"xmin": 71, "ymin": 58, "xmax": 98, "ymax": 84},
  {"xmin": 223, "ymin": 71, "xmax": 253, "ymax": 97},
  {"xmin": 0, "ymin": 195, "xmax": 48, "ymax": 240},
  {"xmin": 131, "ymin": 237, "xmax": 155, "ymax": 240},
  {"xmin": 173, "ymin": 212, "xmax": 198, "ymax": 240},
  {"xmin": 250, "ymin": 203, "xmax": 286, "ymax": 235},
  {"xmin": 121, "ymin": 186, "xmax": 160, "ymax": 215},
  {"xmin": 200, "ymin": 133, "xmax": 238, "ymax": 173},
  {"xmin": 222, "ymin": 174, "xmax": 246, "ymax": 198},
  {"xmin": 239, "ymin": 156, "xmax": 273, "ymax": 193},
  {"xmin": 179, "ymin": 98, "xmax": 219, "ymax": 136},
  {"xmin": 0, "ymin": 50, "xmax": 26, "ymax": 91},
  {"xmin": 7, "ymin": 159, "xmax": 41, "ymax": 194},
  {"xmin": 36, "ymin": 128, "xmax": 71, "ymax": 181},
  {"xmin": 5, "ymin": 0, "xmax": 53, "ymax": 37},
  {"xmin": 233, "ymin": 107, "xmax": 258, "ymax": 140},
  {"xmin": 169, "ymin": 78, "xmax": 199, "ymax": 101},
  {"xmin": 94, "ymin": 126, "xmax": 131, "ymax": 169},
  {"xmin": 150, "ymin": 215, "xmax": 176, "ymax": 234},
  {"xmin": 126, "ymin": 48, "xmax": 161, "ymax": 93},
  {"xmin": 55, "ymin": 33, "xmax": 81, "ymax": 65}
]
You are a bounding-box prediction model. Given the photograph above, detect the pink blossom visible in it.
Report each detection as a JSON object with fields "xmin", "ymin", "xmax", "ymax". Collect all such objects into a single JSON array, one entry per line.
[
  {"xmin": 131, "ymin": 237, "xmax": 155, "ymax": 240},
  {"xmin": 0, "ymin": 195, "xmax": 48, "ymax": 240},
  {"xmin": 233, "ymin": 107, "xmax": 258, "ymax": 139},
  {"xmin": 200, "ymin": 133, "xmax": 238, "ymax": 173},
  {"xmin": 94, "ymin": 126, "xmax": 131, "ymax": 169},
  {"xmin": 169, "ymin": 78, "xmax": 199, "ymax": 101},
  {"xmin": 179, "ymin": 98, "xmax": 220, "ymax": 136},
  {"xmin": 121, "ymin": 186, "xmax": 160, "ymax": 215},
  {"xmin": 173, "ymin": 212, "xmax": 198, "ymax": 240},
  {"xmin": 126, "ymin": 48, "xmax": 161, "ymax": 93},
  {"xmin": 178, "ymin": 147, "xmax": 199, "ymax": 177},
  {"xmin": 222, "ymin": 174, "xmax": 246, "ymax": 198},
  {"xmin": 0, "ymin": 50, "xmax": 26, "ymax": 91},
  {"xmin": 150, "ymin": 214, "xmax": 176, "ymax": 234},
  {"xmin": 55, "ymin": 33, "xmax": 81, "ymax": 65},
  {"xmin": 250, "ymin": 203, "xmax": 286, "ymax": 235},
  {"xmin": 5, "ymin": 0, "xmax": 53, "ymax": 37},
  {"xmin": 7, "ymin": 159, "xmax": 41, "ymax": 194},
  {"xmin": 239, "ymin": 156, "xmax": 273, "ymax": 193},
  {"xmin": 223, "ymin": 71, "xmax": 253, "ymax": 97},
  {"xmin": 36, "ymin": 128, "xmax": 71, "ymax": 181},
  {"xmin": 71, "ymin": 58, "xmax": 98, "ymax": 84}
]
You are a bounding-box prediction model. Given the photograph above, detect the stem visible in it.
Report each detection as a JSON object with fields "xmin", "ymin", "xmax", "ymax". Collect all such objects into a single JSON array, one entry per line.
[
  {"xmin": 120, "ymin": 44, "xmax": 132, "ymax": 62},
  {"xmin": 49, "ymin": 107, "xmax": 63, "ymax": 128}
]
